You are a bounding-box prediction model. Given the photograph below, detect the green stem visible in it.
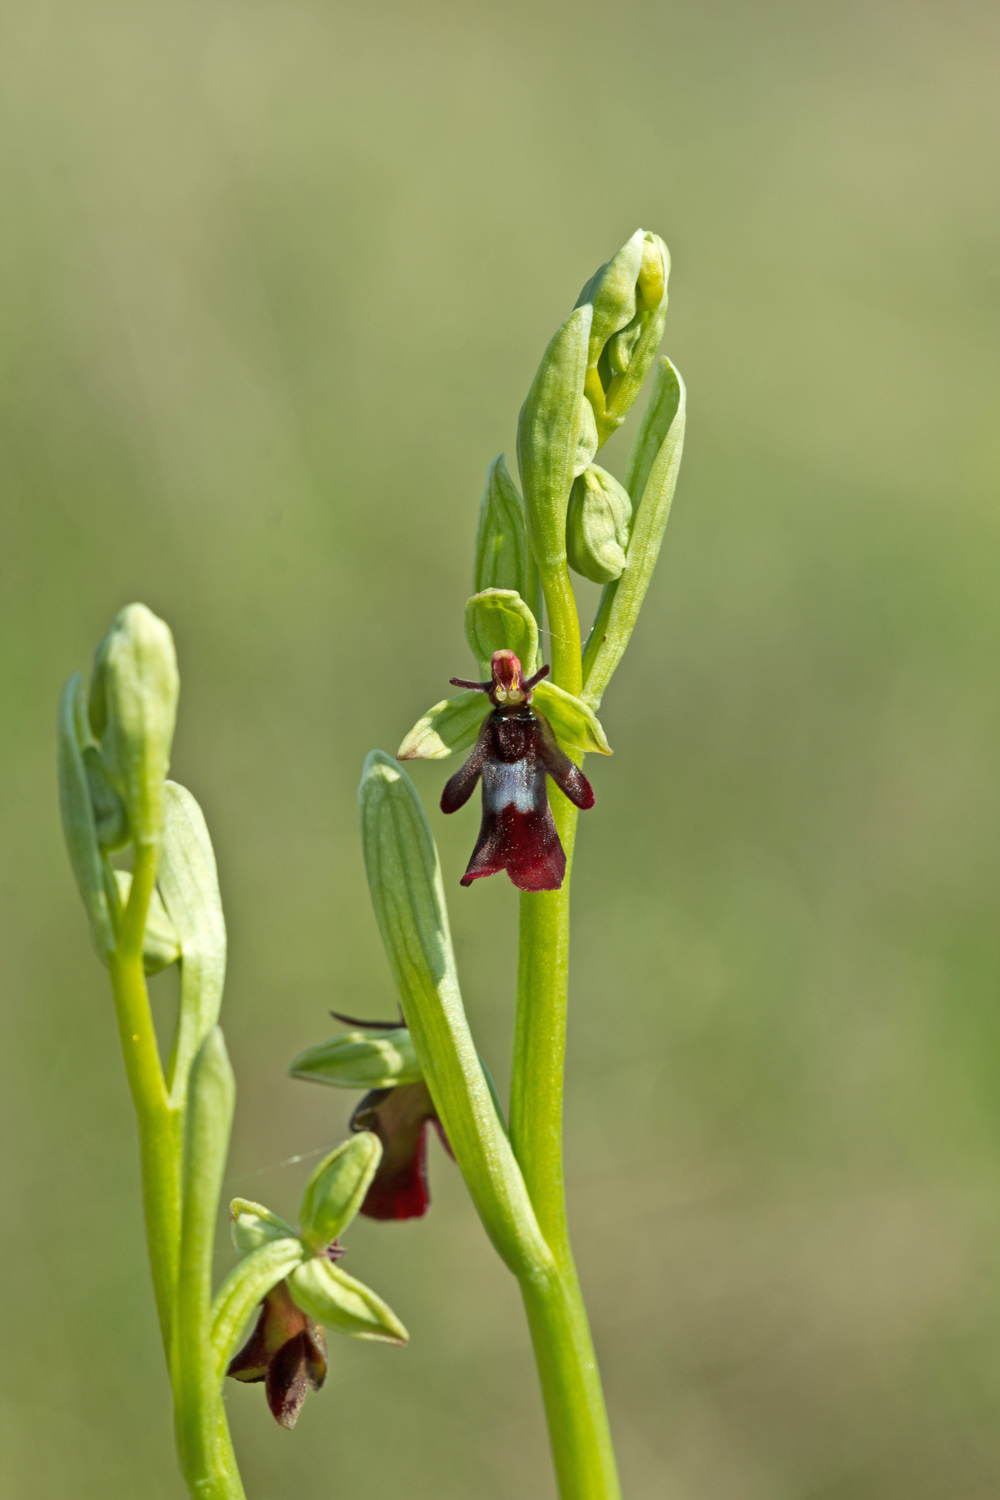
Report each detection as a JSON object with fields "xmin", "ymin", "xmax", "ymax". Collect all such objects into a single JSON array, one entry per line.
[
  {"xmin": 107, "ymin": 843, "xmax": 182, "ymax": 1350},
  {"xmin": 510, "ymin": 795, "xmax": 621, "ymax": 1499},
  {"xmin": 108, "ymin": 850, "xmax": 245, "ymax": 1500},
  {"xmin": 542, "ymin": 564, "xmax": 583, "ymax": 697}
]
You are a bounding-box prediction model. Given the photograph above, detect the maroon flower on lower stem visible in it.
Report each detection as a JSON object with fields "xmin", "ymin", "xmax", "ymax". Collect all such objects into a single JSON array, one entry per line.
[
  {"xmin": 351, "ymin": 1080, "xmax": 450, "ymax": 1220},
  {"xmin": 442, "ymin": 650, "xmax": 594, "ymax": 891},
  {"xmin": 227, "ymin": 1281, "xmax": 328, "ymax": 1429}
]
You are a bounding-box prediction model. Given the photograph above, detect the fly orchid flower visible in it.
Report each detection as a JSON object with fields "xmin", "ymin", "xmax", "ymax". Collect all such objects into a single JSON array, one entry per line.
[
  {"xmin": 290, "ymin": 1013, "xmax": 453, "ymax": 1222},
  {"xmin": 441, "ymin": 649, "xmax": 594, "ymax": 891},
  {"xmin": 351, "ymin": 1078, "xmax": 450, "ymax": 1220},
  {"xmin": 227, "ymin": 1279, "xmax": 330, "ymax": 1430}
]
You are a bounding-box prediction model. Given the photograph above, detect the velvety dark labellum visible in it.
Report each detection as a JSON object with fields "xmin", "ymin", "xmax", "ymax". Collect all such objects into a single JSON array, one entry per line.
[
  {"xmin": 227, "ymin": 1281, "xmax": 328, "ymax": 1429},
  {"xmin": 351, "ymin": 1080, "xmax": 450, "ymax": 1220},
  {"xmin": 441, "ymin": 653, "xmax": 595, "ymax": 892}
]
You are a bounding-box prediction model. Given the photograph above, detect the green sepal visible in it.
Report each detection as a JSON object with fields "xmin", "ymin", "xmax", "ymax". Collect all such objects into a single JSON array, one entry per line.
[
  {"xmin": 210, "ymin": 1238, "xmax": 307, "ymax": 1383},
  {"xmin": 88, "ymin": 604, "xmax": 179, "ymax": 849},
  {"xmin": 57, "ymin": 672, "xmax": 118, "ymax": 961},
  {"xmin": 516, "ymin": 304, "xmax": 594, "ymax": 577},
  {"xmin": 288, "ymin": 1257, "xmax": 408, "ymax": 1345},
  {"xmin": 297, "ymin": 1133, "xmax": 382, "ymax": 1252},
  {"xmin": 532, "ymin": 681, "xmax": 612, "ymax": 757},
  {"xmin": 397, "ymin": 689, "xmax": 490, "ymax": 761},
  {"xmin": 465, "ymin": 589, "xmax": 538, "ymax": 675},
  {"xmin": 113, "ymin": 871, "xmax": 181, "ymax": 973},
  {"xmin": 583, "ymin": 358, "xmax": 686, "ymax": 707},
  {"xmin": 566, "ymin": 465, "xmax": 632, "ymax": 584},
  {"xmin": 289, "ymin": 1027, "xmax": 422, "ymax": 1090},
  {"xmin": 230, "ymin": 1200, "xmax": 298, "ymax": 1256}
]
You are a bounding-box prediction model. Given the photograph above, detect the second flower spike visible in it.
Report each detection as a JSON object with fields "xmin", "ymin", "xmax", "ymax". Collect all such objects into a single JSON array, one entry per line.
[{"xmin": 442, "ymin": 651, "xmax": 594, "ymax": 891}]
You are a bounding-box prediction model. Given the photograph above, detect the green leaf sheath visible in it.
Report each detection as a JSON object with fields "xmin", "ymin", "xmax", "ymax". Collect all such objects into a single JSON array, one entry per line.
[
  {"xmin": 174, "ymin": 1030, "xmax": 244, "ymax": 1500},
  {"xmin": 358, "ymin": 751, "xmax": 552, "ymax": 1277}
]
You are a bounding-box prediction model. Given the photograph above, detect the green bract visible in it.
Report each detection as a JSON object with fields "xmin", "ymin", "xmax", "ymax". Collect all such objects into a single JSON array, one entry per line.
[
  {"xmin": 157, "ymin": 781, "xmax": 227, "ymax": 1100},
  {"xmin": 516, "ymin": 304, "xmax": 594, "ymax": 581},
  {"xmin": 566, "ymin": 464, "xmax": 632, "ymax": 584},
  {"xmin": 465, "ymin": 588, "xmax": 538, "ymax": 674},
  {"xmin": 88, "ymin": 604, "xmax": 179, "ymax": 849},
  {"xmin": 57, "ymin": 672, "xmax": 118, "ymax": 960},
  {"xmin": 474, "ymin": 455, "xmax": 529, "ymax": 594},
  {"xmin": 583, "ymin": 357, "xmax": 686, "ymax": 707},
  {"xmin": 289, "ymin": 1026, "xmax": 422, "ymax": 1089}
]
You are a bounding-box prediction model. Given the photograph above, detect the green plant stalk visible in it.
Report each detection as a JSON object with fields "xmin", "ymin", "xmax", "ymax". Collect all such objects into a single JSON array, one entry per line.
[
  {"xmin": 107, "ymin": 848, "xmax": 245, "ymax": 1500},
  {"xmin": 107, "ymin": 843, "xmax": 182, "ymax": 1349},
  {"xmin": 511, "ymin": 793, "xmax": 620, "ymax": 1500}
]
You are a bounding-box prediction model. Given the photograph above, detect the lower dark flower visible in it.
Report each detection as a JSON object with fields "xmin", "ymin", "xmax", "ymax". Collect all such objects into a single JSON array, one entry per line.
[
  {"xmin": 227, "ymin": 1281, "xmax": 328, "ymax": 1429},
  {"xmin": 351, "ymin": 1080, "xmax": 449, "ymax": 1220}
]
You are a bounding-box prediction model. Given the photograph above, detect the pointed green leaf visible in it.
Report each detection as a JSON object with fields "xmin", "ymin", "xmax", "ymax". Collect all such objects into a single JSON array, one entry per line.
[
  {"xmin": 289, "ymin": 1027, "xmax": 422, "ymax": 1090},
  {"xmin": 397, "ymin": 690, "xmax": 490, "ymax": 761},
  {"xmin": 288, "ymin": 1257, "xmax": 408, "ymax": 1345},
  {"xmin": 465, "ymin": 589, "xmax": 538, "ymax": 675},
  {"xmin": 532, "ymin": 681, "xmax": 612, "ymax": 757},
  {"xmin": 297, "ymin": 1133, "xmax": 382, "ymax": 1252}
]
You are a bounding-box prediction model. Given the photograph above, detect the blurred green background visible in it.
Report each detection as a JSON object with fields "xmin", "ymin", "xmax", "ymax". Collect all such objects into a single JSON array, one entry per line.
[{"xmin": 2, "ymin": 0, "xmax": 999, "ymax": 1495}]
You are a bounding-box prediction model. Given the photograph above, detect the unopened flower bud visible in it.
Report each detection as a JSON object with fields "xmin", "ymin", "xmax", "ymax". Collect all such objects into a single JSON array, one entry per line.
[
  {"xmin": 575, "ymin": 229, "xmax": 670, "ymax": 445},
  {"xmin": 297, "ymin": 1133, "xmax": 382, "ymax": 1253},
  {"xmin": 88, "ymin": 604, "xmax": 179, "ymax": 849},
  {"xmin": 289, "ymin": 1026, "xmax": 422, "ymax": 1090},
  {"xmin": 565, "ymin": 464, "xmax": 632, "ymax": 583}
]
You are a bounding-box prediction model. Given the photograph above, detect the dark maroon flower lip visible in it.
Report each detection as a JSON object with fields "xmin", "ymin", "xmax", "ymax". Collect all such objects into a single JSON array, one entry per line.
[
  {"xmin": 227, "ymin": 1282, "xmax": 328, "ymax": 1429},
  {"xmin": 350, "ymin": 1080, "xmax": 449, "ymax": 1221},
  {"xmin": 440, "ymin": 658, "xmax": 594, "ymax": 891}
]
